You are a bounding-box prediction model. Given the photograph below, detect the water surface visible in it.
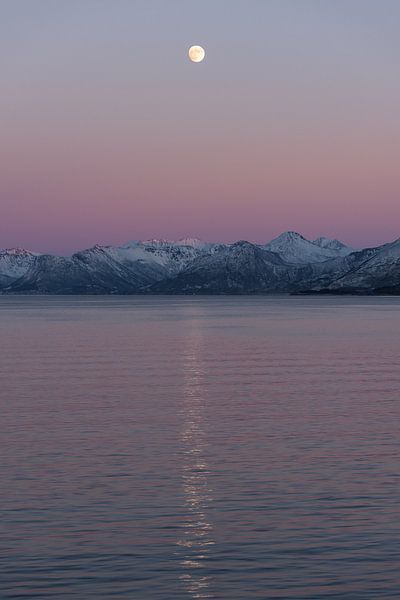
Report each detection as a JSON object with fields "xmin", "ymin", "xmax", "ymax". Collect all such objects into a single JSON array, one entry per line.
[{"xmin": 1, "ymin": 296, "xmax": 400, "ymax": 599}]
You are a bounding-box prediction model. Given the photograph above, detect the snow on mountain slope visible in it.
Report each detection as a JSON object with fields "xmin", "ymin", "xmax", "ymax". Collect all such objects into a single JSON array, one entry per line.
[
  {"xmin": 100, "ymin": 239, "xmax": 210, "ymax": 277},
  {"xmin": 6, "ymin": 251, "xmax": 142, "ymax": 294},
  {"xmin": 295, "ymin": 246, "xmax": 381, "ymax": 291},
  {"xmin": 141, "ymin": 237, "xmax": 215, "ymax": 251},
  {"xmin": 0, "ymin": 248, "xmax": 39, "ymax": 286},
  {"xmin": 313, "ymin": 237, "xmax": 354, "ymax": 256},
  {"xmin": 2, "ymin": 234, "xmax": 399, "ymax": 295},
  {"xmin": 264, "ymin": 232, "xmax": 341, "ymax": 264},
  {"xmin": 1, "ymin": 240, "xmax": 212, "ymax": 294},
  {"xmin": 325, "ymin": 238, "xmax": 400, "ymax": 292},
  {"xmin": 175, "ymin": 238, "xmax": 214, "ymax": 250},
  {"xmin": 72, "ymin": 246, "xmax": 167, "ymax": 288},
  {"xmin": 149, "ymin": 241, "xmax": 296, "ymax": 294}
]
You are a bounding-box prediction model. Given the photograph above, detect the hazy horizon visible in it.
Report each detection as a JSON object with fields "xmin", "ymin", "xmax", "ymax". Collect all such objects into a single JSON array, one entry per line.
[{"xmin": 2, "ymin": 228, "xmax": 400, "ymax": 257}]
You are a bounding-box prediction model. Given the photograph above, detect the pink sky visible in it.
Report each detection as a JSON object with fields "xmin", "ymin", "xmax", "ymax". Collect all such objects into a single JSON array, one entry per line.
[{"xmin": 1, "ymin": 1, "xmax": 399, "ymax": 254}]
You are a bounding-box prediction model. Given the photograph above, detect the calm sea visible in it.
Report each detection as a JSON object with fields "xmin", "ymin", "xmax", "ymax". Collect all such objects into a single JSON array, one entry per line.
[{"xmin": 1, "ymin": 296, "xmax": 400, "ymax": 599}]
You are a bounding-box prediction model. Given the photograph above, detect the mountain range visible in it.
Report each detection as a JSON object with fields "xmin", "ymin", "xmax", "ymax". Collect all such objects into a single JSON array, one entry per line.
[{"xmin": 0, "ymin": 232, "xmax": 399, "ymax": 295}]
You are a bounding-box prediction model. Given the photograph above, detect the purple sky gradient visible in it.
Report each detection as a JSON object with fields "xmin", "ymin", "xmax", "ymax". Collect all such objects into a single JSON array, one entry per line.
[{"xmin": 1, "ymin": 0, "xmax": 400, "ymax": 254}]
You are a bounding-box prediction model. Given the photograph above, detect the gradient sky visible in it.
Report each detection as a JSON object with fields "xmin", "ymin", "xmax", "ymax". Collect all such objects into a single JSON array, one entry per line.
[{"xmin": 1, "ymin": 0, "xmax": 400, "ymax": 254}]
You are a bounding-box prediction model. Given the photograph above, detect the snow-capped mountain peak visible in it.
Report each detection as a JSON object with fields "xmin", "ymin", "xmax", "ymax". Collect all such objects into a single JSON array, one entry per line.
[
  {"xmin": 0, "ymin": 247, "xmax": 39, "ymax": 257},
  {"xmin": 1, "ymin": 234, "xmax": 398, "ymax": 295},
  {"xmin": 313, "ymin": 237, "xmax": 354, "ymax": 255},
  {"xmin": 264, "ymin": 231, "xmax": 336, "ymax": 264},
  {"xmin": 0, "ymin": 248, "xmax": 40, "ymax": 283},
  {"xmin": 122, "ymin": 237, "xmax": 214, "ymax": 251}
]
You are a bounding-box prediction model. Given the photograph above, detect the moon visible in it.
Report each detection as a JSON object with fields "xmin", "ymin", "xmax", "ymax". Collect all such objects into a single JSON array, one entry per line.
[{"xmin": 188, "ymin": 45, "xmax": 205, "ymax": 63}]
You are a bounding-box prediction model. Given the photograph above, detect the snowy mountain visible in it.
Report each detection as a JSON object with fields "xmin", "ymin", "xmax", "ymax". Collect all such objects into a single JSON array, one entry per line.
[
  {"xmin": 116, "ymin": 239, "xmax": 210, "ymax": 273},
  {"xmin": 140, "ymin": 237, "xmax": 215, "ymax": 251},
  {"xmin": 150, "ymin": 241, "xmax": 295, "ymax": 294},
  {"xmin": 320, "ymin": 238, "xmax": 400, "ymax": 294},
  {"xmin": 0, "ymin": 248, "xmax": 39, "ymax": 287},
  {"xmin": 0, "ymin": 233, "xmax": 399, "ymax": 294},
  {"xmin": 264, "ymin": 232, "xmax": 349, "ymax": 264},
  {"xmin": 313, "ymin": 237, "xmax": 354, "ymax": 256},
  {"xmin": 6, "ymin": 252, "xmax": 141, "ymax": 295},
  {"xmin": 148, "ymin": 235, "xmax": 365, "ymax": 294},
  {"xmin": 0, "ymin": 239, "xmax": 211, "ymax": 294}
]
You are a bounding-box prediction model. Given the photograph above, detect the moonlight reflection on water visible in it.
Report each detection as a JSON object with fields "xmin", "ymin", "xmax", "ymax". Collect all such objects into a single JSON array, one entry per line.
[{"xmin": 177, "ymin": 317, "xmax": 215, "ymax": 599}]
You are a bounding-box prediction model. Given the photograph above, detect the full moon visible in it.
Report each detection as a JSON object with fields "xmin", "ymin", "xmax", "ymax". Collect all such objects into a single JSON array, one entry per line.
[{"xmin": 188, "ymin": 45, "xmax": 205, "ymax": 63}]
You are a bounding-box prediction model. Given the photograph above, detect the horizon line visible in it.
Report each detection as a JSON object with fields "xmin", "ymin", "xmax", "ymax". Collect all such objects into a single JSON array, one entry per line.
[{"xmin": 2, "ymin": 230, "xmax": 399, "ymax": 257}]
